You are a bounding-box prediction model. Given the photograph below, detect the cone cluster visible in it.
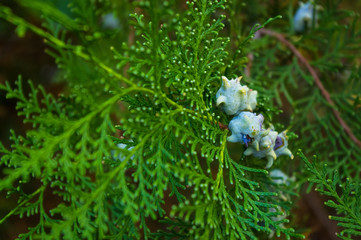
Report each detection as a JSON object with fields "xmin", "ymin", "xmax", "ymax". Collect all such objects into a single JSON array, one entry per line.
[
  {"xmin": 293, "ymin": 1, "xmax": 322, "ymax": 33},
  {"xmin": 216, "ymin": 76, "xmax": 293, "ymax": 168}
]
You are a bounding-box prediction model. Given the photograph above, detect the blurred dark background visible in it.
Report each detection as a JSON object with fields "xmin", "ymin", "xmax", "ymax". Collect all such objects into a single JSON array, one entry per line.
[{"xmin": 0, "ymin": 2, "xmax": 61, "ymax": 239}]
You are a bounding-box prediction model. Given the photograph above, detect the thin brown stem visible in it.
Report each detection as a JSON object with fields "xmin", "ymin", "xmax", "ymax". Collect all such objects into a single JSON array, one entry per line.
[
  {"xmin": 245, "ymin": 53, "xmax": 254, "ymax": 78},
  {"xmin": 218, "ymin": 121, "xmax": 229, "ymax": 130},
  {"xmin": 258, "ymin": 28, "xmax": 361, "ymax": 148}
]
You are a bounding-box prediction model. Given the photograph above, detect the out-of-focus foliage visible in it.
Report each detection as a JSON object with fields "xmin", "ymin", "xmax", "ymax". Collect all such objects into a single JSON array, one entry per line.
[{"xmin": 240, "ymin": 0, "xmax": 361, "ymax": 238}]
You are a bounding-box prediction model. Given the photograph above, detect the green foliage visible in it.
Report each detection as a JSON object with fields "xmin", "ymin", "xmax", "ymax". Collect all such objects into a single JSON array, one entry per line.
[
  {"xmin": 246, "ymin": 0, "xmax": 361, "ymax": 181},
  {"xmin": 0, "ymin": 0, "xmax": 361, "ymax": 239},
  {"xmin": 299, "ymin": 151, "xmax": 361, "ymax": 239},
  {"xmin": 242, "ymin": 1, "xmax": 361, "ymax": 238},
  {"xmin": 244, "ymin": 1, "xmax": 361, "ymax": 238}
]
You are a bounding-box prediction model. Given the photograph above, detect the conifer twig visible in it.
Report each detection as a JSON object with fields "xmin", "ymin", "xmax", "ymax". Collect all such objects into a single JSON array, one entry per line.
[{"xmin": 258, "ymin": 28, "xmax": 361, "ymax": 148}]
